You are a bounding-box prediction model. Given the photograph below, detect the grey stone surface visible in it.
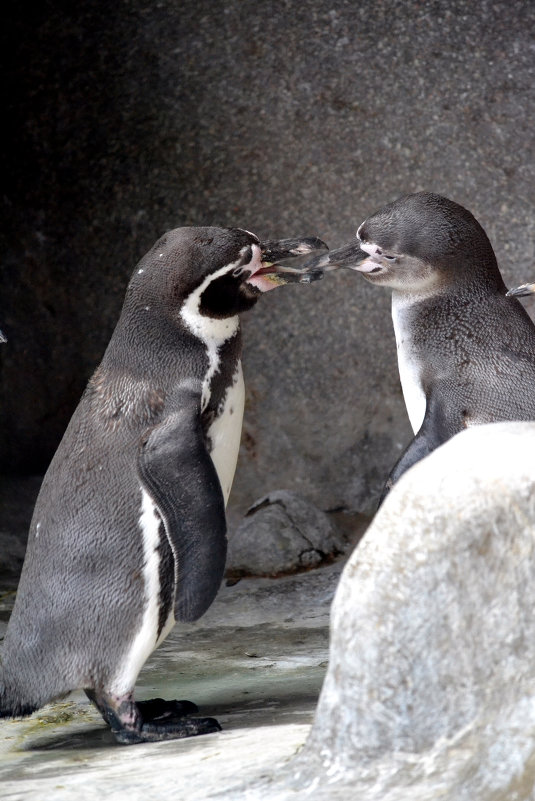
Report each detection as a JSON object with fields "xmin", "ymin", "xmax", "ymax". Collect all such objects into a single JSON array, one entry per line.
[
  {"xmin": 291, "ymin": 422, "xmax": 535, "ymax": 799},
  {"xmin": 3, "ymin": 0, "xmax": 535, "ymax": 518},
  {"xmin": 226, "ymin": 490, "xmax": 346, "ymax": 577}
]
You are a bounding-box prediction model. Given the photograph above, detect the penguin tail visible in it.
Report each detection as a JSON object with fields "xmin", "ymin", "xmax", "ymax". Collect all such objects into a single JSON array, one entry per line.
[
  {"xmin": 0, "ymin": 674, "xmax": 39, "ymax": 719},
  {"xmin": 0, "ymin": 698, "xmax": 39, "ymax": 719}
]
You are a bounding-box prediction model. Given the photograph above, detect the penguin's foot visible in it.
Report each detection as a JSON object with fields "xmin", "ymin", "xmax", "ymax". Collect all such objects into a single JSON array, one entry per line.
[
  {"xmin": 86, "ymin": 690, "xmax": 221, "ymax": 745},
  {"xmin": 113, "ymin": 713, "xmax": 222, "ymax": 745}
]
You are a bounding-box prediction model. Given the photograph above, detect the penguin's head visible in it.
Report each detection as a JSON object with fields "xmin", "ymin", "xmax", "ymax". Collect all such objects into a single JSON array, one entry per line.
[
  {"xmin": 128, "ymin": 227, "xmax": 326, "ymax": 319},
  {"xmin": 307, "ymin": 193, "xmax": 504, "ymax": 294},
  {"xmin": 354, "ymin": 192, "xmax": 502, "ymax": 291}
]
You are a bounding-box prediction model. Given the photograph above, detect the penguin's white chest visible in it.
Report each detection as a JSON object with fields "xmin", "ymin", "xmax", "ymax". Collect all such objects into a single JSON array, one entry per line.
[
  {"xmin": 206, "ymin": 361, "xmax": 245, "ymax": 505},
  {"xmin": 391, "ymin": 296, "xmax": 427, "ymax": 434}
]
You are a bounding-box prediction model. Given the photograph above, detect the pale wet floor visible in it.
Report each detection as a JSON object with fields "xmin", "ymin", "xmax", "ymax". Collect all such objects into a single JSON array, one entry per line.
[{"xmin": 0, "ymin": 561, "xmax": 343, "ymax": 801}]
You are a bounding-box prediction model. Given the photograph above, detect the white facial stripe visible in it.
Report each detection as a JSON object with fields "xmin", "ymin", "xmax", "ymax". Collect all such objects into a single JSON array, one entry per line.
[
  {"xmin": 244, "ymin": 243, "xmax": 264, "ymax": 276},
  {"xmin": 236, "ymin": 227, "xmax": 259, "ymax": 242},
  {"xmin": 359, "ymin": 240, "xmax": 380, "ymax": 256},
  {"xmin": 350, "ymin": 240, "xmax": 383, "ymax": 273},
  {"xmin": 180, "ymin": 257, "xmax": 244, "ymax": 342},
  {"xmin": 180, "ymin": 247, "xmax": 256, "ymax": 411}
]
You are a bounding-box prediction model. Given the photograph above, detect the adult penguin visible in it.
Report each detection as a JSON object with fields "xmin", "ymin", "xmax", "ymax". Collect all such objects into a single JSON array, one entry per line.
[{"xmin": 0, "ymin": 227, "xmax": 326, "ymax": 744}]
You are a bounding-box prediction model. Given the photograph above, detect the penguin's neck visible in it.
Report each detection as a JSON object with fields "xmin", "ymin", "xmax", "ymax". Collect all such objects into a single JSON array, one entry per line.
[
  {"xmin": 178, "ymin": 274, "xmax": 244, "ymax": 502},
  {"xmin": 179, "ymin": 279, "xmax": 240, "ymax": 413},
  {"xmin": 180, "ymin": 305, "xmax": 240, "ymax": 350}
]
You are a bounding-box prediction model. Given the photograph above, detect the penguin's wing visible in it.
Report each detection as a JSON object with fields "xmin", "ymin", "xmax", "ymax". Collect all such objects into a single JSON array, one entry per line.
[
  {"xmin": 381, "ymin": 387, "xmax": 454, "ymax": 502},
  {"xmin": 137, "ymin": 384, "xmax": 227, "ymax": 623}
]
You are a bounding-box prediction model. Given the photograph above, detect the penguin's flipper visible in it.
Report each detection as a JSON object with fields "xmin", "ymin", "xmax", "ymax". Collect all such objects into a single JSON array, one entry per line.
[
  {"xmin": 138, "ymin": 385, "xmax": 227, "ymax": 624},
  {"xmin": 380, "ymin": 430, "xmax": 435, "ymax": 504},
  {"xmin": 380, "ymin": 388, "xmax": 453, "ymax": 504}
]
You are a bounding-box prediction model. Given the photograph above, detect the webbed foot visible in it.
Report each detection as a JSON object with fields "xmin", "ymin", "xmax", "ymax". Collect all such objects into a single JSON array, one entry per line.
[{"xmin": 85, "ymin": 689, "xmax": 221, "ymax": 745}]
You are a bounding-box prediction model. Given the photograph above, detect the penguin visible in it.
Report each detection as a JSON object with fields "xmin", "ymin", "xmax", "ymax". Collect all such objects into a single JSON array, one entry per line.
[
  {"xmin": 306, "ymin": 192, "xmax": 535, "ymax": 496},
  {"xmin": 0, "ymin": 227, "xmax": 326, "ymax": 744}
]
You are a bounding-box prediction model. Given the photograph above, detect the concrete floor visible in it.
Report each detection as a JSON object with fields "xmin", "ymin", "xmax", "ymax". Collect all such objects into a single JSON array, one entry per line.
[{"xmin": 0, "ymin": 560, "xmax": 343, "ymax": 801}]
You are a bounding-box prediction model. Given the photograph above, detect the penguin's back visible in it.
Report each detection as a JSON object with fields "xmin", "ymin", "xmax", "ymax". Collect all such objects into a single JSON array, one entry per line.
[{"xmin": 1, "ymin": 383, "xmax": 150, "ymax": 704}]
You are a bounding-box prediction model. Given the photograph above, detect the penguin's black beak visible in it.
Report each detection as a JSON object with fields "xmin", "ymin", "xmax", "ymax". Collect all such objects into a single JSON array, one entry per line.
[
  {"xmin": 298, "ymin": 239, "xmax": 368, "ymax": 272},
  {"xmin": 260, "ymin": 236, "xmax": 327, "ymax": 264},
  {"xmin": 506, "ymin": 282, "xmax": 535, "ymax": 298},
  {"xmin": 250, "ymin": 236, "xmax": 329, "ymax": 290}
]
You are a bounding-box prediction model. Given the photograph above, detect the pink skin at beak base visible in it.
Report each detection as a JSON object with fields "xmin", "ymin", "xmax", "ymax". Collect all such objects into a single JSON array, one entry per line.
[
  {"xmin": 350, "ymin": 257, "xmax": 380, "ymax": 273},
  {"xmin": 246, "ymin": 273, "xmax": 282, "ymax": 292}
]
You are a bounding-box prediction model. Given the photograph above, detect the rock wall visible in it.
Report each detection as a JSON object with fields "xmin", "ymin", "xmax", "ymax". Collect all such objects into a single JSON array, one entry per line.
[{"xmin": 2, "ymin": 0, "xmax": 535, "ymax": 519}]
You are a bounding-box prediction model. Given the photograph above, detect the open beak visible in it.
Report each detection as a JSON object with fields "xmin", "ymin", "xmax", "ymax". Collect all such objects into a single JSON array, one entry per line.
[
  {"xmin": 247, "ymin": 236, "xmax": 329, "ymax": 292},
  {"xmin": 506, "ymin": 282, "xmax": 535, "ymax": 298}
]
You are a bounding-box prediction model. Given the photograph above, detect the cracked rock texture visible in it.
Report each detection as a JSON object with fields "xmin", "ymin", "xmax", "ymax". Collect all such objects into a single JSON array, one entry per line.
[
  {"xmin": 290, "ymin": 422, "xmax": 535, "ymax": 800},
  {"xmin": 3, "ymin": 0, "xmax": 535, "ymax": 519},
  {"xmin": 226, "ymin": 490, "xmax": 345, "ymax": 578}
]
